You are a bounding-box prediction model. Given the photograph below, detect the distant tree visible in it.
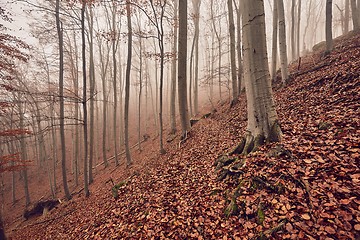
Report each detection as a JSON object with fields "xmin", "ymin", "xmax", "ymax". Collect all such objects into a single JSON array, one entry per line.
[
  {"xmin": 80, "ymin": 0, "xmax": 90, "ymax": 197},
  {"xmin": 228, "ymin": 0, "xmax": 238, "ymax": 105},
  {"xmin": 278, "ymin": 0, "xmax": 288, "ymax": 84},
  {"xmin": 124, "ymin": 0, "xmax": 133, "ymax": 166},
  {"xmin": 326, "ymin": 0, "xmax": 333, "ymax": 54},
  {"xmin": 56, "ymin": 0, "xmax": 71, "ymax": 200},
  {"xmin": 351, "ymin": 0, "xmax": 360, "ymax": 31},
  {"xmin": 271, "ymin": 0, "xmax": 278, "ymax": 81},
  {"xmin": 0, "ymin": 6, "xmax": 30, "ymax": 238},
  {"xmin": 240, "ymin": 0, "xmax": 281, "ymax": 153}
]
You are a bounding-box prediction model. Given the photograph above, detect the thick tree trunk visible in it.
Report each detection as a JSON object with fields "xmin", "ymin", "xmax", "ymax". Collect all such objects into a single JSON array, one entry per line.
[
  {"xmin": 278, "ymin": 0, "xmax": 288, "ymax": 84},
  {"xmin": 56, "ymin": 0, "xmax": 71, "ymax": 200},
  {"xmin": 326, "ymin": 0, "xmax": 333, "ymax": 54},
  {"xmin": 125, "ymin": 0, "xmax": 133, "ymax": 166},
  {"xmin": 178, "ymin": 0, "xmax": 191, "ymax": 135},
  {"xmin": 241, "ymin": 0, "xmax": 281, "ymax": 153}
]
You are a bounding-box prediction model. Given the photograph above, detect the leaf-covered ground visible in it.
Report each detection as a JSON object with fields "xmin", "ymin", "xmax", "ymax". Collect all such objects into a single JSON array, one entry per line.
[{"xmin": 9, "ymin": 33, "xmax": 360, "ymax": 239}]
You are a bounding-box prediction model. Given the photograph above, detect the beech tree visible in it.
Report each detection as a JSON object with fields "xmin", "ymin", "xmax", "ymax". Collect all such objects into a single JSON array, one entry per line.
[
  {"xmin": 124, "ymin": 0, "xmax": 133, "ymax": 166},
  {"xmin": 56, "ymin": 0, "xmax": 71, "ymax": 200},
  {"xmin": 239, "ymin": 0, "xmax": 281, "ymax": 153},
  {"xmin": 228, "ymin": 0, "xmax": 238, "ymax": 104},
  {"xmin": 326, "ymin": 0, "xmax": 333, "ymax": 54},
  {"xmin": 278, "ymin": 0, "xmax": 288, "ymax": 83},
  {"xmin": 178, "ymin": 0, "xmax": 191, "ymax": 135}
]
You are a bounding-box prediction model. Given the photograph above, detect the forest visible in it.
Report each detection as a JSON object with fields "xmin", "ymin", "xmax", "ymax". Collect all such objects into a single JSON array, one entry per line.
[{"xmin": 0, "ymin": 0, "xmax": 359, "ymax": 239}]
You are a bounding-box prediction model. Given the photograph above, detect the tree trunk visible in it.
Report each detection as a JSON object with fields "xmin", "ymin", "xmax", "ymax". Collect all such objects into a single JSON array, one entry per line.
[
  {"xmin": 234, "ymin": 0, "xmax": 243, "ymax": 93},
  {"xmin": 351, "ymin": 0, "xmax": 360, "ymax": 31},
  {"xmin": 278, "ymin": 0, "xmax": 288, "ymax": 84},
  {"xmin": 170, "ymin": 0, "xmax": 178, "ymax": 135},
  {"xmin": 17, "ymin": 93, "xmax": 30, "ymax": 206},
  {"xmin": 125, "ymin": 0, "xmax": 133, "ymax": 166},
  {"xmin": 85, "ymin": 6, "xmax": 95, "ymax": 183},
  {"xmin": 111, "ymin": 2, "xmax": 120, "ymax": 166},
  {"xmin": 56, "ymin": 0, "xmax": 71, "ymax": 200},
  {"xmin": 228, "ymin": 0, "xmax": 238, "ymax": 104},
  {"xmin": 345, "ymin": 0, "xmax": 350, "ymax": 34},
  {"xmin": 241, "ymin": 0, "xmax": 281, "ymax": 153},
  {"xmin": 178, "ymin": 0, "xmax": 191, "ymax": 135},
  {"xmin": 271, "ymin": 0, "xmax": 278, "ymax": 80},
  {"xmin": 326, "ymin": 0, "xmax": 333, "ymax": 54},
  {"xmin": 81, "ymin": 0, "xmax": 89, "ymax": 197},
  {"xmin": 297, "ymin": 0, "xmax": 301, "ymax": 57},
  {"xmin": 291, "ymin": 0, "xmax": 296, "ymax": 60},
  {"xmin": 193, "ymin": 0, "xmax": 201, "ymax": 115}
]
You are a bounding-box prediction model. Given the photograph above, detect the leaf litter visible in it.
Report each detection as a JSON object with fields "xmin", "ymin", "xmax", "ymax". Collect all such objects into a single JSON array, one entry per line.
[{"xmin": 9, "ymin": 33, "xmax": 360, "ymax": 239}]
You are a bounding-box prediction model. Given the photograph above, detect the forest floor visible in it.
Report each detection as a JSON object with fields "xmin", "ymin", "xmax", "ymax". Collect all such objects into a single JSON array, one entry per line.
[{"xmin": 8, "ymin": 33, "xmax": 360, "ymax": 239}]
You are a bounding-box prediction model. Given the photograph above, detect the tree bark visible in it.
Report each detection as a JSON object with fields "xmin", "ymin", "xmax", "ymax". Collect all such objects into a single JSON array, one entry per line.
[
  {"xmin": 178, "ymin": 0, "xmax": 191, "ymax": 135},
  {"xmin": 125, "ymin": 0, "xmax": 133, "ymax": 166},
  {"xmin": 278, "ymin": 0, "xmax": 288, "ymax": 84},
  {"xmin": 271, "ymin": 0, "xmax": 278, "ymax": 81},
  {"xmin": 241, "ymin": 0, "xmax": 281, "ymax": 153},
  {"xmin": 81, "ymin": 0, "xmax": 89, "ymax": 197},
  {"xmin": 56, "ymin": 0, "xmax": 71, "ymax": 200},
  {"xmin": 169, "ymin": 0, "xmax": 178, "ymax": 135},
  {"xmin": 351, "ymin": 0, "xmax": 360, "ymax": 31},
  {"xmin": 345, "ymin": 0, "xmax": 350, "ymax": 34},
  {"xmin": 228, "ymin": 0, "xmax": 238, "ymax": 104},
  {"xmin": 326, "ymin": 0, "xmax": 333, "ymax": 54}
]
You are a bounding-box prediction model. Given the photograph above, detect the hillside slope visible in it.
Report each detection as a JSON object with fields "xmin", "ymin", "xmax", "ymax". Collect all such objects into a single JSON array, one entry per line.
[{"xmin": 9, "ymin": 34, "xmax": 360, "ymax": 239}]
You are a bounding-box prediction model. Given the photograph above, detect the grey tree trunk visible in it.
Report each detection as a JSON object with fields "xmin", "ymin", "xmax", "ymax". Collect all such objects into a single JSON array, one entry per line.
[
  {"xmin": 351, "ymin": 0, "xmax": 360, "ymax": 31},
  {"xmin": 178, "ymin": 0, "xmax": 191, "ymax": 135},
  {"xmin": 111, "ymin": 2, "xmax": 120, "ymax": 165},
  {"xmin": 86, "ymin": 6, "xmax": 95, "ymax": 183},
  {"xmin": 326, "ymin": 0, "xmax": 333, "ymax": 54},
  {"xmin": 56, "ymin": 0, "xmax": 71, "ymax": 200},
  {"xmin": 345, "ymin": 0, "xmax": 350, "ymax": 34},
  {"xmin": 211, "ymin": 0, "xmax": 222, "ymax": 101},
  {"xmin": 81, "ymin": 0, "xmax": 89, "ymax": 197},
  {"xmin": 297, "ymin": 0, "xmax": 301, "ymax": 57},
  {"xmin": 278, "ymin": 0, "xmax": 288, "ymax": 84},
  {"xmin": 291, "ymin": 0, "xmax": 296, "ymax": 60},
  {"xmin": 234, "ymin": 0, "xmax": 243, "ymax": 93},
  {"xmin": 271, "ymin": 0, "xmax": 278, "ymax": 81},
  {"xmin": 228, "ymin": 0, "xmax": 238, "ymax": 105},
  {"xmin": 241, "ymin": 0, "xmax": 281, "ymax": 153},
  {"xmin": 125, "ymin": 0, "xmax": 133, "ymax": 166},
  {"xmin": 193, "ymin": 0, "xmax": 201, "ymax": 115},
  {"xmin": 169, "ymin": 0, "xmax": 178, "ymax": 135}
]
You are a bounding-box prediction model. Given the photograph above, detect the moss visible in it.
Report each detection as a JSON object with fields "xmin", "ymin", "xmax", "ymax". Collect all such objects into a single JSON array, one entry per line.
[
  {"xmin": 268, "ymin": 120, "xmax": 282, "ymax": 143},
  {"xmin": 318, "ymin": 121, "xmax": 332, "ymax": 130},
  {"xmin": 228, "ymin": 137, "xmax": 246, "ymax": 155},
  {"xmin": 111, "ymin": 180, "xmax": 127, "ymax": 199},
  {"xmin": 224, "ymin": 198, "xmax": 239, "ymax": 218}
]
